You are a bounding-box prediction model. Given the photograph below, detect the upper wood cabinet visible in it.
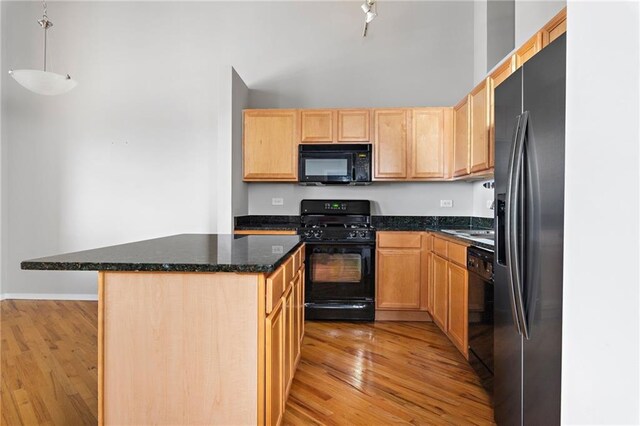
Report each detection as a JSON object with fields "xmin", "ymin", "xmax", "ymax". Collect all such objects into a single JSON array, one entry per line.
[
  {"xmin": 300, "ymin": 109, "xmax": 370, "ymax": 143},
  {"xmin": 243, "ymin": 110, "xmax": 298, "ymax": 181},
  {"xmin": 337, "ymin": 109, "xmax": 370, "ymax": 142},
  {"xmin": 542, "ymin": 8, "xmax": 567, "ymax": 47},
  {"xmin": 470, "ymin": 79, "xmax": 492, "ymax": 173},
  {"xmin": 516, "ymin": 32, "xmax": 543, "ymax": 69},
  {"xmin": 373, "ymin": 109, "xmax": 409, "ymax": 179},
  {"xmin": 410, "ymin": 108, "xmax": 450, "ymax": 179},
  {"xmin": 300, "ymin": 110, "xmax": 334, "ymax": 143},
  {"xmin": 453, "ymin": 96, "xmax": 470, "ymax": 177},
  {"xmin": 490, "ymin": 55, "xmax": 516, "ymax": 89}
]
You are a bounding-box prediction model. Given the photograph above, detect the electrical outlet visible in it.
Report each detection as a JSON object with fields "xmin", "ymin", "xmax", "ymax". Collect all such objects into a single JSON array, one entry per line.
[
  {"xmin": 440, "ymin": 200, "xmax": 453, "ymax": 208},
  {"xmin": 272, "ymin": 246, "xmax": 284, "ymax": 254},
  {"xmin": 271, "ymin": 198, "xmax": 284, "ymax": 206}
]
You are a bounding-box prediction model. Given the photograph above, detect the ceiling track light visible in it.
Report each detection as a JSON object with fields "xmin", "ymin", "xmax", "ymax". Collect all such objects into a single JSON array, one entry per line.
[
  {"xmin": 9, "ymin": 0, "xmax": 77, "ymax": 96},
  {"xmin": 361, "ymin": 0, "xmax": 377, "ymax": 37}
]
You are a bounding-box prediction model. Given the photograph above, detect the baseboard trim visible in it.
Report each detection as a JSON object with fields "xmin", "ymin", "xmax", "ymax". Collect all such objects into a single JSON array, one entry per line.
[{"xmin": 0, "ymin": 293, "xmax": 98, "ymax": 301}]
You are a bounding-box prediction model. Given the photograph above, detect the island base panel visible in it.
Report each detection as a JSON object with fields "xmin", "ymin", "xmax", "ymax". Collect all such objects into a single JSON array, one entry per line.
[{"xmin": 100, "ymin": 272, "xmax": 259, "ymax": 425}]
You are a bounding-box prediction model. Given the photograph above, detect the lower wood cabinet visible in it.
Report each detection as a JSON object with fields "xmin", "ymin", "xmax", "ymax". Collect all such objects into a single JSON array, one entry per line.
[
  {"xmin": 447, "ymin": 262, "xmax": 469, "ymax": 357},
  {"xmin": 432, "ymin": 254, "xmax": 449, "ymax": 330},
  {"xmin": 428, "ymin": 236, "xmax": 470, "ymax": 359},
  {"xmin": 375, "ymin": 232, "xmax": 430, "ymax": 319},
  {"xmin": 264, "ymin": 244, "xmax": 305, "ymax": 426}
]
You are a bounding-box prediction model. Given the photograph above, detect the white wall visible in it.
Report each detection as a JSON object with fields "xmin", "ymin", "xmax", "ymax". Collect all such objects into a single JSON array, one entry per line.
[
  {"xmin": 515, "ymin": 0, "xmax": 566, "ymax": 47},
  {"xmin": 473, "ymin": 0, "xmax": 488, "ymax": 86},
  {"xmin": 562, "ymin": 1, "xmax": 640, "ymax": 424},
  {"xmin": 216, "ymin": 66, "xmax": 249, "ymax": 234},
  {"xmin": 248, "ymin": 182, "xmax": 477, "ymax": 216},
  {"xmin": 1, "ymin": 1, "xmax": 475, "ymax": 297}
]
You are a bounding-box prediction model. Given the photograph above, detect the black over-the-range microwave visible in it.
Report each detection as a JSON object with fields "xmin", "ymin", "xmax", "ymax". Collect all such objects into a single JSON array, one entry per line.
[{"xmin": 298, "ymin": 144, "xmax": 372, "ymax": 185}]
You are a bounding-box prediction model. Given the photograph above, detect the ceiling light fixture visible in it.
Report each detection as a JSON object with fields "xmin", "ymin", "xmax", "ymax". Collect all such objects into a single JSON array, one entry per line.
[
  {"xmin": 361, "ymin": 0, "xmax": 377, "ymax": 37},
  {"xmin": 9, "ymin": 0, "xmax": 77, "ymax": 96}
]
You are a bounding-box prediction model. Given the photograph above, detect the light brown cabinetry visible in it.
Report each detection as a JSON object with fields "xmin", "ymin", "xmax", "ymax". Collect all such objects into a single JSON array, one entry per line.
[
  {"xmin": 453, "ymin": 96, "xmax": 470, "ymax": 177},
  {"xmin": 375, "ymin": 231, "xmax": 431, "ymax": 320},
  {"xmin": 300, "ymin": 110, "xmax": 334, "ymax": 143},
  {"xmin": 300, "ymin": 109, "xmax": 371, "ymax": 143},
  {"xmin": 337, "ymin": 109, "xmax": 370, "ymax": 142},
  {"xmin": 243, "ymin": 110, "xmax": 298, "ymax": 181},
  {"xmin": 410, "ymin": 108, "xmax": 451, "ymax": 179},
  {"xmin": 447, "ymin": 262, "xmax": 468, "ymax": 357},
  {"xmin": 265, "ymin": 298, "xmax": 284, "ymax": 426},
  {"xmin": 373, "ymin": 109, "xmax": 409, "ymax": 179},
  {"xmin": 516, "ymin": 32, "xmax": 543, "ymax": 68},
  {"xmin": 264, "ymin": 244, "xmax": 305, "ymax": 426},
  {"xmin": 470, "ymin": 79, "xmax": 492, "ymax": 173},
  {"xmin": 427, "ymin": 236, "xmax": 470, "ymax": 358},
  {"xmin": 542, "ymin": 8, "xmax": 567, "ymax": 46},
  {"xmin": 431, "ymin": 254, "xmax": 449, "ymax": 330}
]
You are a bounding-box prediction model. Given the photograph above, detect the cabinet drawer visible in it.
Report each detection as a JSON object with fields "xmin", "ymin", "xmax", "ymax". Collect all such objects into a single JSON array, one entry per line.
[
  {"xmin": 283, "ymin": 256, "xmax": 294, "ymax": 289},
  {"xmin": 294, "ymin": 245, "xmax": 304, "ymax": 272},
  {"xmin": 433, "ymin": 237, "xmax": 448, "ymax": 257},
  {"xmin": 447, "ymin": 242, "xmax": 467, "ymax": 267},
  {"xmin": 378, "ymin": 232, "xmax": 422, "ymax": 249},
  {"xmin": 266, "ymin": 265, "xmax": 285, "ymax": 314}
]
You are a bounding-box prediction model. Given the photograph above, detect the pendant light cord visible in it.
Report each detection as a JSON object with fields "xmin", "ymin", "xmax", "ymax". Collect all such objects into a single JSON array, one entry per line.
[{"xmin": 41, "ymin": 0, "xmax": 49, "ymax": 71}]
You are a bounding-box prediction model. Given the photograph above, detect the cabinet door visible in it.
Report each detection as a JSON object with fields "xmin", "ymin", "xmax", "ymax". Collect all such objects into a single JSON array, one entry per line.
[
  {"xmin": 300, "ymin": 110, "xmax": 334, "ymax": 143},
  {"xmin": 515, "ymin": 32, "xmax": 543, "ymax": 68},
  {"xmin": 373, "ymin": 109, "xmax": 409, "ymax": 179},
  {"xmin": 421, "ymin": 239, "xmax": 431, "ymax": 311},
  {"xmin": 284, "ymin": 286, "xmax": 294, "ymax": 397},
  {"xmin": 292, "ymin": 272, "xmax": 301, "ymax": 366},
  {"xmin": 376, "ymin": 248, "xmax": 422, "ymax": 310},
  {"xmin": 542, "ymin": 8, "xmax": 567, "ymax": 46},
  {"xmin": 410, "ymin": 108, "xmax": 447, "ymax": 179},
  {"xmin": 447, "ymin": 262, "xmax": 468, "ymax": 358},
  {"xmin": 299, "ymin": 267, "xmax": 305, "ymax": 342},
  {"xmin": 243, "ymin": 110, "xmax": 298, "ymax": 181},
  {"xmin": 265, "ymin": 298, "xmax": 285, "ymax": 426},
  {"xmin": 432, "ymin": 255, "xmax": 449, "ymax": 330},
  {"xmin": 453, "ymin": 97, "xmax": 470, "ymax": 177},
  {"xmin": 470, "ymin": 79, "xmax": 491, "ymax": 173},
  {"xmin": 338, "ymin": 109, "xmax": 370, "ymax": 142}
]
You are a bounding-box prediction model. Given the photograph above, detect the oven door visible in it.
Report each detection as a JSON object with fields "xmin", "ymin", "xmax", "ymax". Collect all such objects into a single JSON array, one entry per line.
[
  {"xmin": 299, "ymin": 152, "xmax": 354, "ymax": 184},
  {"xmin": 304, "ymin": 243, "xmax": 374, "ymax": 302}
]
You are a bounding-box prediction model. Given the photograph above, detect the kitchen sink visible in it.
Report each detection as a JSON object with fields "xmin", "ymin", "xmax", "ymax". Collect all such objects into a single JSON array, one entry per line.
[{"xmin": 441, "ymin": 229, "xmax": 495, "ymax": 241}]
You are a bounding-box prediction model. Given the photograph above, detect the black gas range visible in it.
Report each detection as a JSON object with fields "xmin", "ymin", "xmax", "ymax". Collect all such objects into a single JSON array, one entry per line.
[{"xmin": 299, "ymin": 200, "xmax": 375, "ymax": 321}]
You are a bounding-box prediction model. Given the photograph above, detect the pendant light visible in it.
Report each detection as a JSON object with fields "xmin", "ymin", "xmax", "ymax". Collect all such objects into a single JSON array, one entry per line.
[
  {"xmin": 8, "ymin": 0, "xmax": 77, "ymax": 96},
  {"xmin": 361, "ymin": 0, "xmax": 377, "ymax": 37}
]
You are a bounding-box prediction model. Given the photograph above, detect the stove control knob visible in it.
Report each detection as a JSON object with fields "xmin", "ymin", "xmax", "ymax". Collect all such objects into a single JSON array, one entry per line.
[
  {"xmin": 313, "ymin": 230, "xmax": 323, "ymax": 239},
  {"xmin": 358, "ymin": 231, "xmax": 367, "ymax": 238},
  {"xmin": 348, "ymin": 231, "xmax": 357, "ymax": 239}
]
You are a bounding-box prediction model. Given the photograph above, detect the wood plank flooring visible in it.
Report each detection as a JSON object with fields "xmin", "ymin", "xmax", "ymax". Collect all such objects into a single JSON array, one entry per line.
[
  {"xmin": 1, "ymin": 300, "xmax": 98, "ymax": 426},
  {"xmin": 1, "ymin": 300, "xmax": 494, "ymax": 425},
  {"xmin": 284, "ymin": 322, "xmax": 494, "ymax": 425}
]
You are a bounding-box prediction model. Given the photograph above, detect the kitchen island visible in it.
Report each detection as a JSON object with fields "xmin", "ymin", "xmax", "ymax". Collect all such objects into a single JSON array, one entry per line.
[{"xmin": 22, "ymin": 234, "xmax": 306, "ymax": 426}]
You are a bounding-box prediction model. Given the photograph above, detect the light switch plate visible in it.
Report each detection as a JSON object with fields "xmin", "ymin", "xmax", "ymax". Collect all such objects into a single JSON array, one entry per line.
[
  {"xmin": 487, "ymin": 200, "xmax": 494, "ymax": 209},
  {"xmin": 271, "ymin": 198, "xmax": 284, "ymax": 206},
  {"xmin": 440, "ymin": 200, "xmax": 453, "ymax": 208}
]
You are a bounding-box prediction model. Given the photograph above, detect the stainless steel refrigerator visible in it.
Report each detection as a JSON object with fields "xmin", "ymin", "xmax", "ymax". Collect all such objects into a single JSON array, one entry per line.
[{"xmin": 493, "ymin": 34, "xmax": 565, "ymax": 425}]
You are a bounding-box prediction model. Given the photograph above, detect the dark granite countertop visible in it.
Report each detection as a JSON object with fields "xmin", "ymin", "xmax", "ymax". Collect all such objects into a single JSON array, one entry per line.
[{"xmin": 21, "ymin": 234, "xmax": 303, "ymax": 273}]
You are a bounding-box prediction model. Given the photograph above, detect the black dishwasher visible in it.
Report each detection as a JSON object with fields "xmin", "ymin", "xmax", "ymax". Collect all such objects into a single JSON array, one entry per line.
[{"xmin": 467, "ymin": 246, "xmax": 494, "ymax": 397}]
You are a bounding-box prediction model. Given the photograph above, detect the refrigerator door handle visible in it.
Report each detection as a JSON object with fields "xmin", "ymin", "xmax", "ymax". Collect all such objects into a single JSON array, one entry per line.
[
  {"xmin": 505, "ymin": 113, "xmax": 523, "ymax": 335},
  {"xmin": 508, "ymin": 111, "xmax": 530, "ymax": 339}
]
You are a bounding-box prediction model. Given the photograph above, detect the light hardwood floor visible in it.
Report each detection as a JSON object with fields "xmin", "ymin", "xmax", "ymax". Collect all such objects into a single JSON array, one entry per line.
[{"xmin": 1, "ymin": 300, "xmax": 494, "ymax": 425}]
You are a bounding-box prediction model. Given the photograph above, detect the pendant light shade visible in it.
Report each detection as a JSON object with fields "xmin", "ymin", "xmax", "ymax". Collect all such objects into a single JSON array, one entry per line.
[
  {"xmin": 9, "ymin": 0, "xmax": 77, "ymax": 96},
  {"xmin": 9, "ymin": 70, "xmax": 77, "ymax": 96}
]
